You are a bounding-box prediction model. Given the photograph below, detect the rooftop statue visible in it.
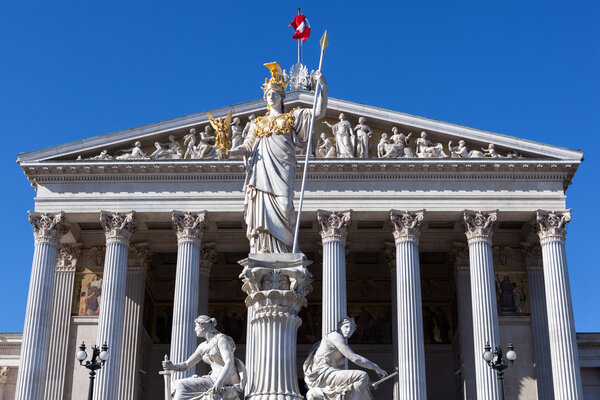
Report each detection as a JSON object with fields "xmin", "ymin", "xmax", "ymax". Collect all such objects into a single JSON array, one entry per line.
[
  {"xmin": 323, "ymin": 113, "xmax": 354, "ymax": 158},
  {"xmin": 416, "ymin": 131, "xmax": 448, "ymax": 158},
  {"xmin": 183, "ymin": 129, "xmax": 197, "ymax": 159},
  {"xmin": 192, "ymin": 126, "xmax": 217, "ymax": 159},
  {"xmin": 161, "ymin": 315, "xmax": 246, "ymax": 400},
  {"xmin": 448, "ymin": 140, "xmax": 485, "ymax": 158},
  {"xmin": 354, "ymin": 117, "xmax": 372, "ymax": 159},
  {"xmin": 381, "ymin": 127, "xmax": 414, "ymax": 158},
  {"xmin": 150, "ymin": 135, "xmax": 183, "ymax": 160},
  {"xmin": 222, "ymin": 62, "xmax": 327, "ymax": 253},
  {"xmin": 115, "ymin": 141, "xmax": 148, "ymax": 160},
  {"xmin": 303, "ymin": 317, "xmax": 388, "ymax": 400},
  {"xmin": 315, "ymin": 132, "xmax": 337, "ymax": 158},
  {"xmin": 207, "ymin": 110, "xmax": 233, "ymax": 159},
  {"xmin": 230, "ymin": 117, "xmax": 244, "ymax": 149}
]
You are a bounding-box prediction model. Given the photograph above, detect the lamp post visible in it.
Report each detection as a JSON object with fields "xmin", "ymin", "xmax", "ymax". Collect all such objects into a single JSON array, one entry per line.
[
  {"xmin": 482, "ymin": 342, "xmax": 517, "ymax": 400},
  {"xmin": 76, "ymin": 341, "xmax": 109, "ymax": 400}
]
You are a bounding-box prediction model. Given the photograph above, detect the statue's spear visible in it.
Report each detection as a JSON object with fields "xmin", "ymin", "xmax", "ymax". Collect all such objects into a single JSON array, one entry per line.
[{"xmin": 292, "ymin": 30, "xmax": 329, "ymax": 253}]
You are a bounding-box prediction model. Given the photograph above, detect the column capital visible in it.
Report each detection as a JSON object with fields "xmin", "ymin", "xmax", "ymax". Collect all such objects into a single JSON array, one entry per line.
[
  {"xmin": 450, "ymin": 242, "xmax": 470, "ymax": 268},
  {"xmin": 200, "ymin": 243, "xmax": 217, "ymax": 273},
  {"xmin": 536, "ymin": 210, "xmax": 571, "ymax": 244},
  {"xmin": 100, "ymin": 211, "xmax": 136, "ymax": 244},
  {"xmin": 317, "ymin": 210, "xmax": 352, "ymax": 243},
  {"xmin": 28, "ymin": 211, "xmax": 69, "ymax": 245},
  {"xmin": 172, "ymin": 211, "xmax": 208, "ymax": 244},
  {"xmin": 463, "ymin": 210, "xmax": 497, "ymax": 243},
  {"xmin": 390, "ymin": 210, "xmax": 424, "ymax": 243},
  {"xmin": 521, "ymin": 242, "xmax": 543, "ymax": 269},
  {"xmin": 56, "ymin": 244, "xmax": 81, "ymax": 271},
  {"xmin": 128, "ymin": 242, "xmax": 152, "ymax": 273}
]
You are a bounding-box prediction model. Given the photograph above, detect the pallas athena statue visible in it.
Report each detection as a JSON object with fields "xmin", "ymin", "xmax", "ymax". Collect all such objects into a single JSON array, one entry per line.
[
  {"xmin": 304, "ymin": 317, "xmax": 388, "ymax": 400},
  {"xmin": 162, "ymin": 316, "xmax": 246, "ymax": 400},
  {"xmin": 223, "ymin": 62, "xmax": 328, "ymax": 253}
]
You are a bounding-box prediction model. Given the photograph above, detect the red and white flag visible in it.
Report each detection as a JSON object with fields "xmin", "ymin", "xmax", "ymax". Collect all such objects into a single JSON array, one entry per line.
[{"xmin": 289, "ymin": 14, "xmax": 311, "ymax": 42}]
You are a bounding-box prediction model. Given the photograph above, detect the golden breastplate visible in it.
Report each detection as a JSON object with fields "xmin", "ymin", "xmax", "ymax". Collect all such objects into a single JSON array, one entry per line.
[{"xmin": 254, "ymin": 109, "xmax": 295, "ymax": 139}]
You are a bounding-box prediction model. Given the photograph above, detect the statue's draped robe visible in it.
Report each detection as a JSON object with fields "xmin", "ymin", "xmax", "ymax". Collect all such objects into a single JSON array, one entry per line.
[
  {"xmin": 243, "ymin": 108, "xmax": 312, "ymax": 253},
  {"xmin": 303, "ymin": 334, "xmax": 373, "ymax": 400}
]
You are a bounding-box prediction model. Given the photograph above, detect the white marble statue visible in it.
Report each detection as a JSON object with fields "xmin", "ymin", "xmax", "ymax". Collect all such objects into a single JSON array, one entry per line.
[
  {"xmin": 223, "ymin": 62, "xmax": 327, "ymax": 253},
  {"xmin": 354, "ymin": 117, "xmax": 372, "ymax": 159},
  {"xmin": 162, "ymin": 315, "xmax": 246, "ymax": 400},
  {"xmin": 316, "ymin": 133, "xmax": 337, "ymax": 158},
  {"xmin": 77, "ymin": 149, "xmax": 113, "ymax": 160},
  {"xmin": 482, "ymin": 143, "xmax": 502, "ymax": 158},
  {"xmin": 323, "ymin": 113, "xmax": 354, "ymax": 158},
  {"xmin": 377, "ymin": 133, "xmax": 390, "ymax": 158},
  {"xmin": 448, "ymin": 140, "xmax": 485, "ymax": 158},
  {"xmin": 150, "ymin": 135, "xmax": 183, "ymax": 160},
  {"xmin": 303, "ymin": 317, "xmax": 388, "ymax": 400},
  {"xmin": 115, "ymin": 141, "xmax": 148, "ymax": 160},
  {"xmin": 382, "ymin": 127, "xmax": 414, "ymax": 158},
  {"xmin": 192, "ymin": 126, "xmax": 217, "ymax": 159},
  {"xmin": 183, "ymin": 129, "xmax": 197, "ymax": 159},
  {"xmin": 242, "ymin": 114, "xmax": 255, "ymax": 139},
  {"xmin": 289, "ymin": 63, "xmax": 313, "ymax": 91},
  {"xmin": 416, "ymin": 131, "xmax": 448, "ymax": 158},
  {"xmin": 230, "ymin": 117, "xmax": 244, "ymax": 149}
]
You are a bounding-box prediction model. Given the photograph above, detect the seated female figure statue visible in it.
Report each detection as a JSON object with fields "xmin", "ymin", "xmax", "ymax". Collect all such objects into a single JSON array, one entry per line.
[
  {"xmin": 303, "ymin": 317, "xmax": 387, "ymax": 400},
  {"xmin": 162, "ymin": 315, "xmax": 246, "ymax": 400}
]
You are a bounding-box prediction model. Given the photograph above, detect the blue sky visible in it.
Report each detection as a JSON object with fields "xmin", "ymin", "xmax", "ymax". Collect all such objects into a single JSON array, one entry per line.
[{"xmin": 1, "ymin": 1, "xmax": 598, "ymax": 332}]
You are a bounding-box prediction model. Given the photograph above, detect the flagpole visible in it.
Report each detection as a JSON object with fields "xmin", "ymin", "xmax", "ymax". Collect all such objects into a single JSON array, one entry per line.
[
  {"xmin": 297, "ymin": 8, "xmax": 301, "ymax": 64},
  {"xmin": 292, "ymin": 30, "xmax": 328, "ymax": 254}
]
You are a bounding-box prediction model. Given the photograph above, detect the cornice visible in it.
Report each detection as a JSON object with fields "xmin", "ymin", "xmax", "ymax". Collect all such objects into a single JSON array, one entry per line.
[{"xmin": 21, "ymin": 159, "xmax": 578, "ymax": 190}]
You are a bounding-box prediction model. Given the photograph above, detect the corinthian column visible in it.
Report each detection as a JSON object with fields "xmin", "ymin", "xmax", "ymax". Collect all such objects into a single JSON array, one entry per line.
[
  {"xmin": 317, "ymin": 210, "xmax": 351, "ymax": 336},
  {"xmin": 390, "ymin": 210, "xmax": 427, "ymax": 400},
  {"xmin": 119, "ymin": 243, "xmax": 152, "ymax": 400},
  {"xmin": 94, "ymin": 211, "xmax": 137, "ymax": 400},
  {"xmin": 522, "ymin": 242, "xmax": 554, "ymax": 400},
  {"xmin": 170, "ymin": 211, "xmax": 208, "ymax": 380},
  {"xmin": 240, "ymin": 253, "xmax": 313, "ymax": 400},
  {"xmin": 44, "ymin": 244, "xmax": 80, "ymax": 400},
  {"xmin": 535, "ymin": 210, "xmax": 583, "ymax": 399},
  {"xmin": 15, "ymin": 211, "xmax": 68, "ymax": 400},
  {"xmin": 451, "ymin": 243, "xmax": 476, "ymax": 400},
  {"xmin": 463, "ymin": 210, "xmax": 500, "ymax": 400}
]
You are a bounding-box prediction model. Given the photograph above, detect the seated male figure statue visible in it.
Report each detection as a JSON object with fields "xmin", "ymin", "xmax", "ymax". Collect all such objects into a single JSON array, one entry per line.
[{"xmin": 303, "ymin": 317, "xmax": 388, "ymax": 400}]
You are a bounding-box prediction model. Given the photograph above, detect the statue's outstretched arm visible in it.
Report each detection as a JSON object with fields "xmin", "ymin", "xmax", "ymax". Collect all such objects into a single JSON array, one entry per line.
[
  {"xmin": 329, "ymin": 332, "xmax": 387, "ymax": 377},
  {"xmin": 313, "ymin": 71, "xmax": 328, "ymax": 120}
]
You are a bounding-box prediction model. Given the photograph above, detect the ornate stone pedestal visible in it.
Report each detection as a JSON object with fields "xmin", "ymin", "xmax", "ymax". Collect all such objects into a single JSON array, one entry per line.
[{"xmin": 239, "ymin": 253, "xmax": 313, "ymax": 400}]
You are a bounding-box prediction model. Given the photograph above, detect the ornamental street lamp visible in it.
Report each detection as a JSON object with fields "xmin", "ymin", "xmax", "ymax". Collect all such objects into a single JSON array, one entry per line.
[
  {"xmin": 482, "ymin": 341, "xmax": 517, "ymax": 400},
  {"xmin": 76, "ymin": 341, "xmax": 109, "ymax": 400}
]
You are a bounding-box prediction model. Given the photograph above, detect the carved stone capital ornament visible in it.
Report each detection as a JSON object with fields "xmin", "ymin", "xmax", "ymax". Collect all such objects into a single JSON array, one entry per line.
[
  {"xmin": 56, "ymin": 244, "xmax": 81, "ymax": 271},
  {"xmin": 390, "ymin": 210, "xmax": 424, "ymax": 242},
  {"xmin": 100, "ymin": 211, "xmax": 136, "ymax": 243},
  {"xmin": 172, "ymin": 211, "xmax": 208, "ymax": 244},
  {"xmin": 128, "ymin": 243, "xmax": 152, "ymax": 272},
  {"xmin": 28, "ymin": 211, "xmax": 69, "ymax": 245},
  {"xmin": 317, "ymin": 210, "xmax": 352, "ymax": 243},
  {"xmin": 200, "ymin": 243, "xmax": 217, "ymax": 273},
  {"xmin": 463, "ymin": 210, "xmax": 497, "ymax": 243},
  {"xmin": 521, "ymin": 242, "xmax": 543, "ymax": 269},
  {"xmin": 450, "ymin": 242, "xmax": 470, "ymax": 268},
  {"xmin": 536, "ymin": 210, "xmax": 571, "ymax": 244}
]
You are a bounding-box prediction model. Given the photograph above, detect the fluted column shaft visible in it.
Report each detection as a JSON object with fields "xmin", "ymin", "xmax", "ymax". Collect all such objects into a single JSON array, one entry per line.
[
  {"xmin": 390, "ymin": 210, "xmax": 427, "ymax": 400},
  {"xmin": 44, "ymin": 245, "xmax": 79, "ymax": 400},
  {"xmin": 536, "ymin": 210, "xmax": 583, "ymax": 399},
  {"xmin": 240, "ymin": 253, "xmax": 313, "ymax": 400},
  {"xmin": 118, "ymin": 243, "xmax": 151, "ymax": 400},
  {"xmin": 94, "ymin": 211, "xmax": 136, "ymax": 400},
  {"xmin": 16, "ymin": 212, "xmax": 68, "ymax": 400},
  {"xmin": 526, "ymin": 263, "xmax": 554, "ymax": 399},
  {"xmin": 317, "ymin": 210, "xmax": 351, "ymax": 336},
  {"xmin": 170, "ymin": 211, "xmax": 207, "ymax": 380},
  {"xmin": 463, "ymin": 210, "xmax": 500, "ymax": 400},
  {"xmin": 453, "ymin": 247, "xmax": 476, "ymax": 400},
  {"xmin": 385, "ymin": 244, "xmax": 399, "ymax": 400}
]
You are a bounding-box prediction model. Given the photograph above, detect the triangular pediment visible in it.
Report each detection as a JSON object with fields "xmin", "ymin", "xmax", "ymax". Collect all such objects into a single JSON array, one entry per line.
[{"xmin": 17, "ymin": 92, "xmax": 583, "ymax": 163}]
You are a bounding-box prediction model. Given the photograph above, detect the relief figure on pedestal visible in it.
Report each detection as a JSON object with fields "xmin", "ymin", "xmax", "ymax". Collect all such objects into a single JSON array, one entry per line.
[
  {"xmin": 151, "ymin": 135, "xmax": 183, "ymax": 160},
  {"xmin": 303, "ymin": 317, "xmax": 388, "ymax": 400},
  {"xmin": 184, "ymin": 129, "xmax": 198, "ymax": 159},
  {"xmin": 222, "ymin": 62, "xmax": 327, "ymax": 253},
  {"xmin": 323, "ymin": 113, "xmax": 353, "ymax": 158},
  {"xmin": 315, "ymin": 133, "xmax": 337, "ymax": 158},
  {"xmin": 230, "ymin": 117, "xmax": 244, "ymax": 149},
  {"xmin": 115, "ymin": 141, "xmax": 148, "ymax": 160},
  {"xmin": 381, "ymin": 127, "xmax": 414, "ymax": 158},
  {"xmin": 192, "ymin": 126, "xmax": 217, "ymax": 159},
  {"xmin": 162, "ymin": 315, "xmax": 246, "ymax": 400},
  {"xmin": 448, "ymin": 140, "xmax": 485, "ymax": 158},
  {"xmin": 416, "ymin": 131, "xmax": 448, "ymax": 158},
  {"xmin": 354, "ymin": 117, "xmax": 372, "ymax": 159}
]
